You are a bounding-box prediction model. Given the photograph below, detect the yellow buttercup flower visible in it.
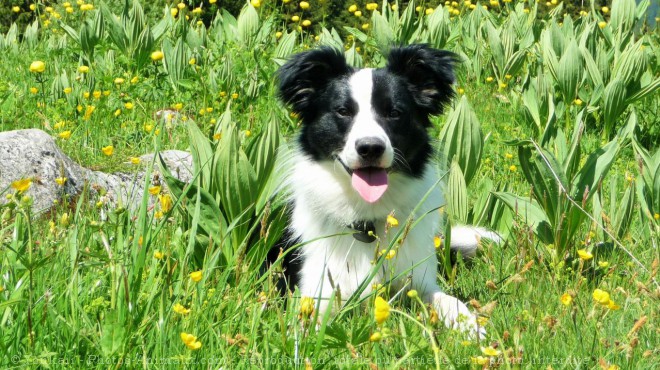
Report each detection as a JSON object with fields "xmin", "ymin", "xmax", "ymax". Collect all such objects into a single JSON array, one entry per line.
[
  {"xmin": 291, "ymin": 15, "xmax": 300, "ymax": 22},
  {"xmin": 177, "ymin": 3, "xmax": 186, "ymax": 10},
  {"xmin": 63, "ymin": 87, "xmax": 72, "ymax": 94},
  {"xmin": 58, "ymin": 131, "xmax": 72, "ymax": 140},
  {"xmin": 300, "ymin": 296, "xmax": 314, "ymax": 316},
  {"xmin": 601, "ymin": 6, "xmax": 609, "ymax": 14},
  {"xmin": 180, "ymin": 332, "xmax": 202, "ymax": 350},
  {"xmin": 12, "ymin": 6, "xmax": 20, "ymax": 12},
  {"xmin": 366, "ymin": 3, "xmax": 378, "ymax": 11},
  {"xmin": 509, "ymin": 165, "xmax": 517, "ymax": 172},
  {"xmin": 173, "ymin": 303, "xmax": 190, "ymax": 315},
  {"xmin": 275, "ymin": 31, "xmax": 283, "ymax": 38},
  {"xmin": 481, "ymin": 346, "xmax": 501, "ymax": 357},
  {"xmin": 598, "ymin": 261, "xmax": 609, "ymax": 268},
  {"xmin": 231, "ymin": 93, "xmax": 239, "ymax": 99},
  {"xmin": 153, "ymin": 250, "xmax": 164, "ymax": 259},
  {"xmin": 159, "ymin": 194, "xmax": 173, "ymax": 212},
  {"xmin": 654, "ymin": 213, "xmax": 660, "ymax": 220},
  {"xmin": 354, "ymin": 10, "xmax": 362, "ymax": 17},
  {"xmin": 434, "ymin": 236, "xmax": 442, "ymax": 249},
  {"xmin": 486, "ymin": 76, "xmax": 494, "ymax": 82},
  {"xmin": 78, "ymin": 65, "xmax": 89, "ymax": 73},
  {"xmin": 102, "ymin": 145, "xmax": 114, "ymax": 156},
  {"xmin": 171, "ymin": 8, "xmax": 178, "ymax": 17},
  {"xmin": 114, "ymin": 77, "xmax": 125, "ymax": 85},
  {"xmin": 11, "ymin": 178, "xmax": 32, "ymax": 193},
  {"xmin": 386, "ymin": 214, "xmax": 398, "ymax": 227},
  {"xmin": 299, "ymin": 1, "xmax": 310, "ymax": 10},
  {"xmin": 124, "ymin": 102, "xmax": 134, "ymax": 110},
  {"xmin": 606, "ymin": 299, "xmax": 620, "ymax": 310},
  {"xmin": 148, "ymin": 186, "xmax": 161, "ymax": 195},
  {"xmin": 374, "ymin": 296, "xmax": 390, "ymax": 324},
  {"xmin": 192, "ymin": 7, "xmax": 202, "ymax": 14},
  {"xmin": 250, "ymin": 0, "xmax": 261, "ymax": 8},
  {"xmin": 560, "ymin": 293, "xmax": 572, "ymax": 306},
  {"xmin": 577, "ymin": 249, "xmax": 593, "ymax": 261},
  {"xmin": 189, "ymin": 270, "xmax": 203, "ymax": 282},
  {"xmin": 407, "ymin": 290, "xmax": 418, "ymax": 299},
  {"xmin": 30, "ymin": 87, "xmax": 38, "ymax": 94},
  {"xmin": 30, "ymin": 61, "xmax": 46, "ymax": 73},
  {"xmin": 55, "ymin": 177, "xmax": 67, "ymax": 186},
  {"xmin": 425, "ymin": 8, "xmax": 434, "ymax": 15},
  {"xmin": 130, "ymin": 157, "xmax": 141, "ymax": 165},
  {"xmin": 362, "ymin": 23, "xmax": 369, "ymax": 30},
  {"xmin": 574, "ymin": 98, "xmax": 583, "ymax": 106},
  {"xmin": 302, "ymin": 19, "xmax": 311, "ymax": 27},
  {"xmin": 151, "ymin": 51, "xmax": 164, "ymax": 61},
  {"xmin": 592, "ymin": 289, "xmax": 610, "ymax": 305},
  {"xmin": 382, "ymin": 249, "xmax": 396, "ymax": 259},
  {"xmin": 348, "ymin": 4, "xmax": 358, "ymax": 13},
  {"xmin": 369, "ymin": 332, "xmax": 382, "ymax": 342},
  {"xmin": 598, "ymin": 21, "xmax": 607, "ymax": 29}
]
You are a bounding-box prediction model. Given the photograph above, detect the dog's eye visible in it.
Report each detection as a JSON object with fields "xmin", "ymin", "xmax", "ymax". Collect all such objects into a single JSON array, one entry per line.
[
  {"xmin": 389, "ymin": 109, "xmax": 401, "ymax": 118},
  {"xmin": 336, "ymin": 107, "xmax": 350, "ymax": 117}
]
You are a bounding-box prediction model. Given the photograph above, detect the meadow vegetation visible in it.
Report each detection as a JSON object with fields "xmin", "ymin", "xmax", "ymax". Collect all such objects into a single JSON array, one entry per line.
[{"xmin": 0, "ymin": 0, "xmax": 658, "ymax": 368}]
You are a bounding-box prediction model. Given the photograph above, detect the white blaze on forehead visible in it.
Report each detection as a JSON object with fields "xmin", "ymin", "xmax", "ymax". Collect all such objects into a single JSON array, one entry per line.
[{"xmin": 341, "ymin": 69, "xmax": 393, "ymax": 169}]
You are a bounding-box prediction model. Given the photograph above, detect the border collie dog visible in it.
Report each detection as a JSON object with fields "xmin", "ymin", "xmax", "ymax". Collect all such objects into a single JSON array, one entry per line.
[{"xmin": 276, "ymin": 44, "xmax": 496, "ymax": 337}]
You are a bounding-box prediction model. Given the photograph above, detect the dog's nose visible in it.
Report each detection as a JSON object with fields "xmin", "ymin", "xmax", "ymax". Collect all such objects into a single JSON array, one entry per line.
[{"xmin": 355, "ymin": 137, "xmax": 386, "ymax": 161}]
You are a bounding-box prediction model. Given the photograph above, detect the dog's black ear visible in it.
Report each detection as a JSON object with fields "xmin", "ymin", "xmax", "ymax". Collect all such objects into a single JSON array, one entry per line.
[
  {"xmin": 277, "ymin": 47, "xmax": 351, "ymax": 114},
  {"xmin": 386, "ymin": 44, "xmax": 458, "ymax": 115}
]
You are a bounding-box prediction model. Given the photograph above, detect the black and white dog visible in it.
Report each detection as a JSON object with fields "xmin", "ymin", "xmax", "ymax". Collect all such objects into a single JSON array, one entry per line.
[{"xmin": 275, "ymin": 44, "xmax": 497, "ymax": 337}]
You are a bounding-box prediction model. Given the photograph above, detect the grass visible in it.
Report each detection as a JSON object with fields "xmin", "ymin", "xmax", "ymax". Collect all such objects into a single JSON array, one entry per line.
[{"xmin": 1, "ymin": 1, "xmax": 659, "ymax": 369}]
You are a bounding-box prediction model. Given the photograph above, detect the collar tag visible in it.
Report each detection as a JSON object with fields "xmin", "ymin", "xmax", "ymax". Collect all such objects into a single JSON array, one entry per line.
[{"xmin": 349, "ymin": 221, "xmax": 376, "ymax": 243}]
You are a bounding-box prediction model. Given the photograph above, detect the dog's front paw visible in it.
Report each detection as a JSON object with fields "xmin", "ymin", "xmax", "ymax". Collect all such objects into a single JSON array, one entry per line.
[{"xmin": 431, "ymin": 292, "xmax": 485, "ymax": 339}]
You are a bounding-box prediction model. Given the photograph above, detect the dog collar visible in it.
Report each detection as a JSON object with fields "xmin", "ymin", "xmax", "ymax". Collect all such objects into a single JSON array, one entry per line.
[{"xmin": 348, "ymin": 220, "xmax": 377, "ymax": 243}]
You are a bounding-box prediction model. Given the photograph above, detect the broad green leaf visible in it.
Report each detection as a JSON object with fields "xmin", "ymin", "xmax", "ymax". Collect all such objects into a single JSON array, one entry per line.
[
  {"xmin": 602, "ymin": 78, "xmax": 627, "ymax": 136},
  {"xmin": 571, "ymin": 139, "xmax": 620, "ymax": 202},
  {"xmin": 493, "ymin": 192, "xmax": 553, "ymax": 244},
  {"xmin": 438, "ymin": 96, "xmax": 483, "ymax": 186},
  {"xmin": 447, "ymin": 161, "xmax": 468, "ymax": 224},
  {"xmin": 556, "ymin": 39, "xmax": 583, "ymax": 102},
  {"xmin": 371, "ymin": 11, "xmax": 394, "ymax": 51},
  {"xmin": 237, "ymin": 4, "xmax": 259, "ymax": 46}
]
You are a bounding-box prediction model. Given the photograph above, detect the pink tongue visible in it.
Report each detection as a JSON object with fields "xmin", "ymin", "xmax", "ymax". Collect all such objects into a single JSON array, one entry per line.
[{"xmin": 351, "ymin": 168, "xmax": 389, "ymax": 203}]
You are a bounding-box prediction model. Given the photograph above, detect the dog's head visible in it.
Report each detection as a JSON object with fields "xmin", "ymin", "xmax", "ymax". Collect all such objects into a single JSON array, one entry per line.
[{"xmin": 278, "ymin": 44, "xmax": 457, "ymax": 203}]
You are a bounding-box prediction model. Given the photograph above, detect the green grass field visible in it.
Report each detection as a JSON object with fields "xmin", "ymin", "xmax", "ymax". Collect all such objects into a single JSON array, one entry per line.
[{"xmin": 1, "ymin": 1, "xmax": 658, "ymax": 369}]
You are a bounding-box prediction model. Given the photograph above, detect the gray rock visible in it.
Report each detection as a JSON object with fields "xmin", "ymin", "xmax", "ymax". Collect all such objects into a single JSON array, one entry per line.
[{"xmin": 0, "ymin": 129, "xmax": 192, "ymax": 213}]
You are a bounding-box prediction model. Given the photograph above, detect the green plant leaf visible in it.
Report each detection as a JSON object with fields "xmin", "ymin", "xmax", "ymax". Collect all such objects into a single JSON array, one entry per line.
[
  {"xmin": 447, "ymin": 161, "xmax": 468, "ymax": 224},
  {"xmin": 493, "ymin": 192, "xmax": 553, "ymax": 244}
]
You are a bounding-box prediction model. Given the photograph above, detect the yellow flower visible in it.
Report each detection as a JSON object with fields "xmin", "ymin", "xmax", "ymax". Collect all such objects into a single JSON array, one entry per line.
[
  {"xmin": 598, "ymin": 21, "xmax": 607, "ymax": 29},
  {"xmin": 361, "ymin": 23, "xmax": 369, "ymax": 30},
  {"xmin": 374, "ymin": 296, "xmax": 390, "ymax": 324},
  {"xmin": 574, "ymin": 98, "xmax": 583, "ymax": 106},
  {"xmin": 84, "ymin": 105, "xmax": 95, "ymax": 120},
  {"xmin": 382, "ymin": 249, "xmax": 396, "ymax": 259},
  {"xmin": 189, "ymin": 270, "xmax": 203, "ymax": 282},
  {"xmin": 291, "ymin": 15, "xmax": 300, "ymax": 22},
  {"xmin": 173, "ymin": 303, "xmax": 190, "ymax": 315},
  {"xmin": 348, "ymin": 4, "xmax": 358, "ymax": 13},
  {"xmin": 245, "ymin": 130, "xmax": 252, "ymax": 137},
  {"xmin": 369, "ymin": 332, "xmax": 382, "ymax": 342},
  {"xmin": 114, "ymin": 109, "xmax": 121, "ymax": 117},
  {"xmin": 78, "ymin": 65, "xmax": 89, "ymax": 73},
  {"xmin": 601, "ymin": 6, "xmax": 609, "ymax": 14},
  {"xmin": 174, "ymin": 103, "xmax": 183, "ymax": 110},
  {"xmin": 153, "ymin": 250, "xmax": 164, "ymax": 260},
  {"xmin": 177, "ymin": 3, "xmax": 186, "ymax": 10},
  {"xmin": 80, "ymin": 4, "xmax": 94, "ymax": 11},
  {"xmin": 63, "ymin": 87, "xmax": 72, "ymax": 94},
  {"xmin": 354, "ymin": 10, "xmax": 362, "ymax": 17},
  {"xmin": 457, "ymin": 87, "xmax": 465, "ymax": 94},
  {"xmin": 366, "ymin": 3, "xmax": 378, "ymax": 11},
  {"xmin": 509, "ymin": 165, "xmax": 517, "ymax": 172},
  {"xmin": 192, "ymin": 7, "xmax": 202, "ymax": 14},
  {"xmin": 124, "ymin": 102, "xmax": 134, "ymax": 110},
  {"xmin": 654, "ymin": 213, "xmax": 660, "ymax": 220},
  {"xmin": 391, "ymin": 4, "xmax": 398, "ymax": 11},
  {"xmin": 593, "ymin": 289, "xmax": 610, "ymax": 305},
  {"xmin": 577, "ymin": 249, "xmax": 593, "ymax": 261},
  {"xmin": 560, "ymin": 293, "xmax": 572, "ymax": 306},
  {"xmin": 598, "ymin": 261, "xmax": 609, "ymax": 268},
  {"xmin": 471, "ymin": 356, "xmax": 489, "ymax": 365},
  {"xmin": 486, "ymin": 76, "xmax": 494, "ymax": 83},
  {"xmin": 93, "ymin": 90, "xmax": 101, "ymax": 99},
  {"xmin": 275, "ymin": 31, "xmax": 283, "ymax": 38},
  {"xmin": 30, "ymin": 87, "xmax": 38, "ymax": 94},
  {"xmin": 159, "ymin": 194, "xmax": 173, "ymax": 212},
  {"xmin": 302, "ymin": 19, "xmax": 311, "ymax": 27},
  {"xmin": 130, "ymin": 77, "xmax": 138, "ymax": 84},
  {"xmin": 148, "ymin": 186, "xmax": 161, "ymax": 195},
  {"xmin": 434, "ymin": 236, "xmax": 442, "ymax": 249},
  {"xmin": 300, "ymin": 1, "xmax": 310, "ymax": 10},
  {"xmin": 66, "ymin": 6, "xmax": 73, "ymax": 13},
  {"xmin": 425, "ymin": 8, "xmax": 434, "ymax": 15},
  {"xmin": 300, "ymin": 296, "xmax": 314, "ymax": 316},
  {"xmin": 505, "ymin": 153, "xmax": 514, "ymax": 159},
  {"xmin": 130, "ymin": 157, "xmax": 141, "ymax": 165},
  {"xmin": 250, "ymin": 0, "xmax": 261, "ymax": 8},
  {"xmin": 210, "ymin": 0, "xmax": 216, "ymax": 3},
  {"xmin": 481, "ymin": 346, "xmax": 501, "ymax": 357},
  {"xmin": 606, "ymin": 299, "xmax": 620, "ymax": 310},
  {"xmin": 499, "ymin": 82, "xmax": 507, "ymax": 89},
  {"xmin": 83, "ymin": 91, "xmax": 90, "ymax": 99},
  {"xmin": 102, "ymin": 145, "xmax": 114, "ymax": 156},
  {"xmin": 180, "ymin": 332, "xmax": 202, "ymax": 350},
  {"xmin": 29, "ymin": 61, "xmax": 46, "ymax": 73},
  {"xmin": 171, "ymin": 8, "xmax": 178, "ymax": 17},
  {"xmin": 58, "ymin": 131, "xmax": 72, "ymax": 140},
  {"xmin": 114, "ymin": 77, "xmax": 125, "ymax": 85},
  {"xmin": 189, "ymin": 57, "xmax": 196, "ymax": 65},
  {"xmin": 11, "ymin": 178, "xmax": 32, "ymax": 193},
  {"xmin": 386, "ymin": 214, "xmax": 398, "ymax": 227},
  {"xmin": 407, "ymin": 290, "xmax": 418, "ymax": 299},
  {"xmin": 55, "ymin": 177, "xmax": 67, "ymax": 186},
  {"xmin": 151, "ymin": 50, "xmax": 164, "ymax": 61},
  {"xmin": 12, "ymin": 6, "xmax": 20, "ymax": 12}
]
